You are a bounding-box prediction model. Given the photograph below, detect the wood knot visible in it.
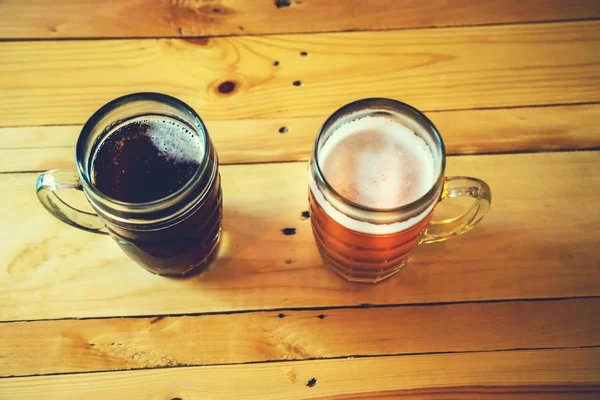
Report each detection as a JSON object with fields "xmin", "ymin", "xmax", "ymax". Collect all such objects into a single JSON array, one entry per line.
[{"xmin": 217, "ymin": 81, "xmax": 236, "ymax": 94}]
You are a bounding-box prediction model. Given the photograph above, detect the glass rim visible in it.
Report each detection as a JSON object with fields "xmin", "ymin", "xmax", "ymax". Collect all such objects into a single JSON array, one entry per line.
[
  {"xmin": 76, "ymin": 92, "xmax": 210, "ymax": 209},
  {"xmin": 312, "ymin": 98, "xmax": 447, "ymax": 214}
]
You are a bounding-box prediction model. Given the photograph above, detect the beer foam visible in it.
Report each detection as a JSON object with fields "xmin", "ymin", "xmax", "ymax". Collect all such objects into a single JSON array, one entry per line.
[
  {"xmin": 141, "ymin": 117, "xmax": 205, "ymax": 164},
  {"xmin": 321, "ymin": 116, "xmax": 435, "ymax": 208},
  {"xmin": 309, "ymin": 116, "xmax": 437, "ymax": 234}
]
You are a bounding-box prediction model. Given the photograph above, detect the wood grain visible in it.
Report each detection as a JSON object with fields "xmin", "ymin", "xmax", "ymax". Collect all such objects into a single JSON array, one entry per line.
[
  {"xmin": 1, "ymin": 21, "xmax": 599, "ymax": 127},
  {"xmin": 0, "ymin": 348, "xmax": 598, "ymax": 399},
  {"xmin": 0, "ymin": 0, "xmax": 598, "ymax": 39},
  {"xmin": 2, "ymin": 104, "xmax": 599, "ymax": 172},
  {"xmin": 1, "ymin": 151, "xmax": 599, "ymax": 321},
  {"xmin": 1, "ymin": 298, "xmax": 598, "ymax": 377}
]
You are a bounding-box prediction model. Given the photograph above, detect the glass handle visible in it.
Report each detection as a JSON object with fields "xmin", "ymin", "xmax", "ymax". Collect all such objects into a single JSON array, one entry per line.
[
  {"xmin": 36, "ymin": 169, "xmax": 108, "ymax": 234},
  {"xmin": 421, "ymin": 176, "xmax": 491, "ymax": 244}
]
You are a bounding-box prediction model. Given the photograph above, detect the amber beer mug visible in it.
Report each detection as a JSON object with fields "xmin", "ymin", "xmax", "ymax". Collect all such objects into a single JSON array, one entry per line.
[
  {"xmin": 308, "ymin": 98, "xmax": 491, "ymax": 282},
  {"xmin": 36, "ymin": 93, "xmax": 222, "ymax": 276}
]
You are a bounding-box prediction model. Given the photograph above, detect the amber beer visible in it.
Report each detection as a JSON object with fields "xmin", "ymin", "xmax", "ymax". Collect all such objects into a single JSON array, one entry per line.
[
  {"xmin": 309, "ymin": 191, "xmax": 434, "ymax": 282},
  {"xmin": 308, "ymin": 99, "xmax": 491, "ymax": 282}
]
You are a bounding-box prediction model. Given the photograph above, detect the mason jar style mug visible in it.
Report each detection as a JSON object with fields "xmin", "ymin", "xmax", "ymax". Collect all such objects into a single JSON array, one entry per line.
[
  {"xmin": 308, "ymin": 98, "xmax": 491, "ymax": 283},
  {"xmin": 36, "ymin": 93, "xmax": 222, "ymax": 276}
]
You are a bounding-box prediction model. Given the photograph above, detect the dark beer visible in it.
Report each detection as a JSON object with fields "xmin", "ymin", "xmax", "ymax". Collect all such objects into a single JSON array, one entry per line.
[
  {"xmin": 91, "ymin": 118, "xmax": 201, "ymax": 203},
  {"xmin": 91, "ymin": 116, "xmax": 222, "ymax": 276}
]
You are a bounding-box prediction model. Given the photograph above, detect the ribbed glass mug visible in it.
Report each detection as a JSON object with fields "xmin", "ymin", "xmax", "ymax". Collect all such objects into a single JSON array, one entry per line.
[
  {"xmin": 308, "ymin": 98, "xmax": 491, "ymax": 283},
  {"xmin": 36, "ymin": 93, "xmax": 222, "ymax": 276}
]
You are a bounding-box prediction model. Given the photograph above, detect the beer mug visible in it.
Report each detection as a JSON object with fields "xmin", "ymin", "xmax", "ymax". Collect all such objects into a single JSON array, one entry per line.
[
  {"xmin": 308, "ymin": 98, "xmax": 491, "ymax": 282},
  {"xmin": 36, "ymin": 93, "xmax": 222, "ymax": 276}
]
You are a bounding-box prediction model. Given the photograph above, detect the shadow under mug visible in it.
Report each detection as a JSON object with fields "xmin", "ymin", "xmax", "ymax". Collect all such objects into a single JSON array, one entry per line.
[
  {"xmin": 308, "ymin": 98, "xmax": 492, "ymax": 283},
  {"xmin": 36, "ymin": 93, "xmax": 222, "ymax": 276}
]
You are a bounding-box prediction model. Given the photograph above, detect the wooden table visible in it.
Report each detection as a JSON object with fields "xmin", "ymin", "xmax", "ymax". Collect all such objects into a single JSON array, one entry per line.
[{"xmin": 1, "ymin": 1, "xmax": 600, "ymax": 398}]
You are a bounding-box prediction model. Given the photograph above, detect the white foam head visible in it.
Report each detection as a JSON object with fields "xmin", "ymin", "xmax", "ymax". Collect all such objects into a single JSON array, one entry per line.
[
  {"xmin": 309, "ymin": 116, "xmax": 437, "ymax": 234},
  {"xmin": 142, "ymin": 117, "xmax": 205, "ymax": 163}
]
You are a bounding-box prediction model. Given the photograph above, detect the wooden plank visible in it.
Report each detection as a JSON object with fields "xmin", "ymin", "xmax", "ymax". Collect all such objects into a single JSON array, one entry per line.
[
  {"xmin": 1, "ymin": 151, "xmax": 599, "ymax": 321},
  {"xmin": 1, "ymin": 21, "xmax": 599, "ymax": 127},
  {"xmin": 0, "ymin": 0, "xmax": 598, "ymax": 39},
  {"xmin": 1, "ymin": 104, "xmax": 599, "ymax": 172},
  {"xmin": 0, "ymin": 298, "xmax": 598, "ymax": 377},
  {"xmin": 0, "ymin": 348, "xmax": 598, "ymax": 399},
  {"xmin": 323, "ymin": 390, "xmax": 600, "ymax": 400}
]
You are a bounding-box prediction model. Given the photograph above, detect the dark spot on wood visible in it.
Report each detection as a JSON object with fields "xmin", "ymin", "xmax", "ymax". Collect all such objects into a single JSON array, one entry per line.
[
  {"xmin": 307, "ymin": 378, "xmax": 317, "ymax": 387},
  {"xmin": 150, "ymin": 315, "xmax": 166, "ymax": 324},
  {"xmin": 278, "ymin": 313, "xmax": 285, "ymax": 318},
  {"xmin": 284, "ymin": 258, "xmax": 292, "ymax": 264},
  {"xmin": 317, "ymin": 314, "xmax": 326, "ymax": 319},
  {"xmin": 282, "ymin": 228, "xmax": 296, "ymax": 235},
  {"xmin": 300, "ymin": 51, "xmax": 308, "ymax": 56},
  {"xmin": 301, "ymin": 211, "xmax": 310, "ymax": 219},
  {"xmin": 178, "ymin": 27, "xmax": 184, "ymax": 36},
  {"xmin": 185, "ymin": 37, "xmax": 210, "ymax": 46},
  {"xmin": 275, "ymin": 0, "xmax": 291, "ymax": 8},
  {"xmin": 171, "ymin": 397, "xmax": 183, "ymax": 400},
  {"xmin": 279, "ymin": 126, "xmax": 288, "ymax": 134},
  {"xmin": 111, "ymin": 342, "xmax": 115, "ymax": 345},
  {"xmin": 89, "ymin": 343, "xmax": 95, "ymax": 347},
  {"xmin": 213, "ymin": 8, "xmax": 221, "ymax": 13},
  {"xmin": 218, "ymin": 81, "xmax": 236, "ymax": 94},
  {"xmin": 274, "ymin": 61, "xmax": 280, "ymax": 66},
  {"xmin": 238, "ymin": 26, "xmax": 245, "ymax": 31},
  {"xmin": 293, "ymin": 80, "xmax": 303, "ymax": 86}
]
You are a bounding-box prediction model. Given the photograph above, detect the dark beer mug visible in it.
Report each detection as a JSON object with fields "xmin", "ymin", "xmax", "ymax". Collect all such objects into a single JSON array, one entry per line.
[{"xmin": 36, "ymin": 93, "xmax": 222, "ymax": 276}]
